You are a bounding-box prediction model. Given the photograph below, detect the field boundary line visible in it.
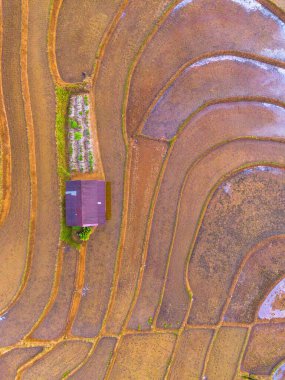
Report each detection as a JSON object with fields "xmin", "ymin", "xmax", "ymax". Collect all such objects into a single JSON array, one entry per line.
[
  {"xmin": 90, "ymin": 0, "xmax": 129, "ymax": 88},
  {"xmin": 0, "ymin": 0, "xmax": 11, "ymax": 227},
  {"xmin": 236, "ymin": 326, "xmax": 252, "ymax": 379},
  {"xmin": 65, "ymin": 339, "xmax": 100, "ymax": 378},
  {"xmin": 24, "ymin": 245, "xmax": 64, "ymax": 339},
  {"xmin": 47, "ymin": 0, "xmax": 65, "ymax": 86},
  {"xmin": 16, "ymin": 345, "xmax": 55, "ymax": 380},
  {"xmin": 65, "ymin": 244, "xmax": 87, "ymax": 336}
]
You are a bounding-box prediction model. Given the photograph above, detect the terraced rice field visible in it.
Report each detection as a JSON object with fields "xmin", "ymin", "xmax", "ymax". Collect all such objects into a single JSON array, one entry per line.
[{"xmin": 1, "ymin": 0, "xmax": 285, "ymax": 379}]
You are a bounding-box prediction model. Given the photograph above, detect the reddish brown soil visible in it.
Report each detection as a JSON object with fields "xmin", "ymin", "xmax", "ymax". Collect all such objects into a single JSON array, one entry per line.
[
  {"xmin": 242, "ymin": 323, "xmax": 285, "ymax": 375},
  {"xmin": 55, "ymin": 0, "xmax": 122, "ymax": 83},
  {"xmin": 225, "ymin": 237, "xmax": 285, "ymax": 323},
  {"xmin": 168, "ymin": 329, "xmax": 214, "ymax": 379},
  {"xmin": 127, "ymin": 0, "xmax": 285, "ymax": 136},
  {"xmin": 70, "ymin": 337, "xmax": 117, "ymax": 379}
]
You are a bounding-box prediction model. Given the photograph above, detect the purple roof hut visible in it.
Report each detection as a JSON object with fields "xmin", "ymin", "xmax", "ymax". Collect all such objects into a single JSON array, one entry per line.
[{"xmin": 65, "ymin": 180, "xmax": 106, "ymax": 227}]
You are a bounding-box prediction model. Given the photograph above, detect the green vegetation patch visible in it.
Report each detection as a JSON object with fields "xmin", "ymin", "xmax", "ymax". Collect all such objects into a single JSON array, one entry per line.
[
  {"xmin": 74, "ymin": 131, "xmax": 83, "ymax": 140},
  {"xmin": 55, "ymin": 86, "xmax": 80, "ymax": 249},
  {"xmin": 78, "ymin": 226, "xmax": 92, "ymax": 241},
  {"xmin": 69, "ymin": 119, "xmax": 80, "ymax": 129},
  {"xmin": 62, "ymin": 370, "xmax": 71, "ymax": 379}
]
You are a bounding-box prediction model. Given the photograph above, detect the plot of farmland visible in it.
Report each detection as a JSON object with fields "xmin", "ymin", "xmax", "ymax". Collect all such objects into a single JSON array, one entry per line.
[{"xmin": 1, "ymin": 0, "xmax": 285, "ymax": 379}]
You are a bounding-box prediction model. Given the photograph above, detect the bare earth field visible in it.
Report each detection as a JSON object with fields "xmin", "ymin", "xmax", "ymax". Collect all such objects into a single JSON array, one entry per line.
[{"xmin": 1, "ymin": 0, "xmax": 285, "ymax": 379}]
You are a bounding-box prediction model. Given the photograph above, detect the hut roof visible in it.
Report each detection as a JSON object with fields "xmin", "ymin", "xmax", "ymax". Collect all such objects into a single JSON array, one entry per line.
[{"xmin": 65, "ymin": 180, "xmax": 106, "ymax": 226}]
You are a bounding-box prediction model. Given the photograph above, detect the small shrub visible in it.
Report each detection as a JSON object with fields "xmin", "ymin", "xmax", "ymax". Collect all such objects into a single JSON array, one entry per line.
[
  {"xmin": 69, "ymin": 119, "xmax": 78, "ymax": 129},
  {"xmin": 62, "ymin": 370, "xmax": 71, "ymax": 378},
  {"xmin": 147, "ymin": 317, "xmax": 153, "ymax": 326},
  {"xmin": 79, "ymin": 111, "xmax": 83, "ymax": 116},
  {"xmin": 84, "ymin": 95, "xmax": 88, "ymax": 106},
  {"xmin": 74, "ymin": 132, "xmax": 83, "ymax": 140},
  {"xmin": 78, "ymin": 154, "xmax": 83, "ymax": 161},
  {"xmin": 137, "ymin": 324, "xmax": 142, "ymax": 331},
  {"xmin": 78, "ymin": 227, "xmax": 92, "ymax": 241}
]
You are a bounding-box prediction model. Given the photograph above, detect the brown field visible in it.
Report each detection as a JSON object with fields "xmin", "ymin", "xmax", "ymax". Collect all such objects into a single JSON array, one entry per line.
[
  {"xmin": 0, "ymin": 347, "xmax": 42, "ymax": 379},
  {"xmin": 55, "ymin": 0, "xmax": 123, "ymax": 83},
  {"xmin": 105, "ymin": 137, "xmax": 168, "ymax": 334},
  {"xmin": 108, "ymin": 333, "xmax": 176, "ymax": 379},
  {"xmin": 0, "ymin": 0, "xmax": 60, "ymax": 347},
  {"xmin": 185, "ymin": 160, "xmax": 285, "ymax": 326},
  {"xmin": 127, "ymin": 0, "xmax": 285, "ymax": 136},
  {"xmin": 0, "ymin": 0, "xmax": 31, "ymax": 311},
  {"xmin": 168, "ymin": 329, "xmax": 214, "ymax": 379},
  {"xmin": 129, "ymin": 102, "xmax": 285, "ymax": 331},
  {"xmin": 142, "ymin": 59, "xmax": 285, "ymax": 139},
  {"xmin": 184, "ymin": 142, "xmax": 285, "ymax": 326},
  {"xmin": 1, "ymin": 0, "xmax": 285, "ymax": 379},
  {"xmin": 70, "ymin": 337, "xmax": 117, "ymax": 379},
  {"xmin": 225, "ymin": 236, "xmax": 285, "ymax": 323},
  {"xmin": 242, "ymin": 323, "xmax": 285, "ymax": 375},
  {"xmin": 20, "ymin": 341, "xmax": 92, "ymax": 379},
  {"xmin": 30, "ymin": 248, "xmax": 78, "ymax": 340},
  {"xmin": 204, "ymin": 327, "xmax": 248, "ymax": 379}
]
